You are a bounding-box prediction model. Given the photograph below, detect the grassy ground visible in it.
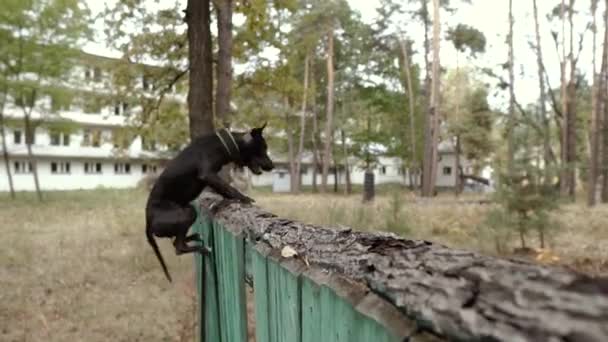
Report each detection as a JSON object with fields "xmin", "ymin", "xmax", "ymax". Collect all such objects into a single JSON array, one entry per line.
[
  {"xmin": 0, "ymin": 189, "xmax": 198, "ymax": 342},
  {"xmin": 1, "ymin": 188, "xmax": 607, "ymax": 341}
]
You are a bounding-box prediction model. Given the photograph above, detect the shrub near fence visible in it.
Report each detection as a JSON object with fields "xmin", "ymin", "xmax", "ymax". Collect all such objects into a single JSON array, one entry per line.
[{"xmin": 193, "ymin": 194, "xmax": 608, "ymax": 342}]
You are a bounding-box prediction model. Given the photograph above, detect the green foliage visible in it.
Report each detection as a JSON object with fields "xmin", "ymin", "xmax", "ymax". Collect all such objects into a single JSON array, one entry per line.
[
  {"xmin": 490, "ymin": 164, "xmax": 560, "ymax": 250},
  {"xmin": 0, "ymin": 0, "xmax": 92, "ymax": 117},
  {"xmin": 443, "ymin": 68, "xmax": 495, "ymax": 169},
  {"xmin": 446, "ymin": 24, "xmax": 486, "ymax": 56},
  {"xmin": 102, "ymin": 0, "xmax": 189, "ymax": 149}
]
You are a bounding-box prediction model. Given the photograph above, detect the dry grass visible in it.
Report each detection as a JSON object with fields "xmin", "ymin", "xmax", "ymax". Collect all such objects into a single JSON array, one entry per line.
[
  {"xmin": 0, "ymin": 189, "xmax": 198, "ymax": 342},
  {"xmin": 1, "ymin": 188, "xmax": 607, "ymax": 341}
]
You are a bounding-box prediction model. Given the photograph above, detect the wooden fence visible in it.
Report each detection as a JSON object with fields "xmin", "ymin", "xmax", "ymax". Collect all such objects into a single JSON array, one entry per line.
[{"xmin": 193, "ymin": 194, "xmax": 608, "ymax": 342}]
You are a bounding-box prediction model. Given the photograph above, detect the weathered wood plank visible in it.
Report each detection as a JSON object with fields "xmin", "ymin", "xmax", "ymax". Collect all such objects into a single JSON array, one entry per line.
[
  {"xmin": 301, "ymin": 275, "xmax": 323, "ymax": 342},
  {"xmin": 193, "ymin": 215, "xmax": 221, "ymax": 342},
  {"xmin": 266, "ymin": 256, "xmax": 302, "ymax": 342},
  {"xmin": 213, "ymin": 222, "xmax": 248, "ymax": 342},
  {"xmin": 251, "ymin": 245, "xmax": 271, "ymax": 342},
  {"xmin": 199, "ymin": 195, "xmax": 608, "ymax": 342}
]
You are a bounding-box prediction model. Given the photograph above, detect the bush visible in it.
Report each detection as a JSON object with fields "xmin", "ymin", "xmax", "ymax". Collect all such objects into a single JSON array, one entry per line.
[{"xmin": 488, "ymin": 165, "xmax": 560, "ymax": 251}]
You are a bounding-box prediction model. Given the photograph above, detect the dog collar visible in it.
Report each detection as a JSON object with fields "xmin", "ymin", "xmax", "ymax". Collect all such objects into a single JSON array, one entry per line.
[{"xmin": 215, "ymin": 128, "xmax": 240, "ymax": 160}]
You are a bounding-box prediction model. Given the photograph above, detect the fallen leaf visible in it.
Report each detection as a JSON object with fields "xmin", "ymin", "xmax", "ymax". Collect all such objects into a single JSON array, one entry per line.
[{"xmin": 281, "ymin": 245, "xmax": 298, "ymax": 258}]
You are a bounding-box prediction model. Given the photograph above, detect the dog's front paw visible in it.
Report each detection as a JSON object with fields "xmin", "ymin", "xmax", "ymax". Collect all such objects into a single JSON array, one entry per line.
[
  {"xmin": 238, "ymin": 195, "xmax": 255, "ymax": 204},
  {"xmin": 210, "ymin": 198, "xmax": 236, "ymax": 214}
]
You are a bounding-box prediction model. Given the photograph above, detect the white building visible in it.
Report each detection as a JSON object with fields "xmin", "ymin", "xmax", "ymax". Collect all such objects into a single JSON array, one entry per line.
[
  {"xmin": 0, "ymin": 53, "xmax": 174, "ymax": 192},
  {"xmin": 250, "ymin": 140, "xmax": 478, "ymax": 191},
  {"xmin": 0, "ymin": 51, "xmax": 480, "ymax": 193}
]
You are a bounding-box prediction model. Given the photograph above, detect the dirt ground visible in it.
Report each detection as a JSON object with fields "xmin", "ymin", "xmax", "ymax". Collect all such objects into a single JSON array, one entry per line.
[{"xmin": 1, "ymin": 188, "xmax": 607, "ymax": 341}]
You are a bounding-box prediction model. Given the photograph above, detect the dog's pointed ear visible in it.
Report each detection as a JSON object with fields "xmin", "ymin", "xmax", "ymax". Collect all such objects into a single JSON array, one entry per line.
[{"xmin": 251, "ymin": 122, "xmax": 267, "ymax": 136}]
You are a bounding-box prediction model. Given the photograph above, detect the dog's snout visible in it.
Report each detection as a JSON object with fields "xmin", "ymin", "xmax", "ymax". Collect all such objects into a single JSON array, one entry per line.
[{"xmin": 263, "ymin": 158, "xmax": 274, "ymax": 171}]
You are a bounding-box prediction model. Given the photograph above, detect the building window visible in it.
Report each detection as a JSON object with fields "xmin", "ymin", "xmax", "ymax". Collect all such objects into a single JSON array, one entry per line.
[
  {"xmin": 85, "ymin": 162, "xmax": 102, "ymax": 174},
  {"xmin": 114, "ymin": 163, "xmax": 131, "ymax": 174},
  {"xmin": 25, "ymin": 127, "xmax": 35, "ymax": 144},
  {"xmin": 50, "ymin": 131, "xmax": 70, "ymax": 146},
  {"xmin": 93, "ymin": 67, "xmax": 102, "ymax": 82},
  {"xmin": 379, "ymin": 166, "xmax": 387, "ymax": 175},
  {"xmin": 142, "ymin": 164, "xmax": 158, "ymax": 174},
  {"xmin": 142, "ymin": 137, "xmax": 157, "ymax": 151},
  {"xmin": 83, "ymin": 129, "xmax": 102, "ymax": 147},
  {"xmin": 50, "ymin": 131, "xmax": 60, "ymax": 145},
  {"xmin": 82, "ymin": 129, "xmax": 91, "ymax": 146},
  {"xmin": 92, "ymin": 130, "xmax": 102, "ymax": 147},
  {"xmin": 13, "ymin": 130, "xmax": 22, "ymax": 144},
  {"xmin": 300, "ymin": 166, "xmax": 307, "ymax": 175},
  {"xmin": 443, "ymin": 166, "xmax": 452, "ymax": 175},
  {"xmin": 278, "ymin": 172, "xmax": 285, "ymax": 179},
  {"xmin": 84, "ymin": 68, "xmax": 91, "ymax": 80},
  {"xmin": 142, "ymin": 75, "xmax": 149, "ymax": 90},
  {"xmin": 114, "ymin": 101, "xmax": 130, "ymax": 116},
  {"xmin": 51, "ymin": 161, "xmax": 71, "ymax": 174},
  {"xmin": 14, "ymin": 161, "xmax": 33, "ymax": 174}
]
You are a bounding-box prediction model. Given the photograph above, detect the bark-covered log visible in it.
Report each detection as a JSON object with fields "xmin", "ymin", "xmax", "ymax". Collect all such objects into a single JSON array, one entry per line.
[{"xmin": 199, "ymin": 194, "xmax": 608, "ymax": 342}]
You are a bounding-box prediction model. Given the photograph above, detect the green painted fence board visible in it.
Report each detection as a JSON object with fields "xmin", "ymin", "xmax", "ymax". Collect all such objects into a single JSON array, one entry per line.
[
  {"xmin": 194, "ymin": 209, "xmax": 404, "ymax": 342},
  {"xmin": 245, "ymin": 242, "xmax": 254, "ymax": 284},
  {"xmin": 267, "ymin": 258, "xmax": 302, "ymax": 342},
  {"xmin": 193, "ymin": 214, "xmax": 221, "ymax": 342},
  {"xmin": 353, "ymin": 308, "xmax": 394, "ymax": 342},
  {"xmin": 301, "ymin": 276, "xmax": 323, "ymax": 342},
  {"xmin": 252, "ymin": 248, "xmax": 271, "ymax": 342},
  {"xmin": 334, "ymin": 292, "xmax": 357, "ymax": 342},
  {"xmin": 213, "ymin": 222, "xmax": 248, "ymax": 342}
]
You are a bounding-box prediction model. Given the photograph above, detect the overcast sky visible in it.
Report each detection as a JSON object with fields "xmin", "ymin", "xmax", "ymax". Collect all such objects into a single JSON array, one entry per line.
[{"xmin": 84, "ymin": 0, "xmax": 600, "ymax": 111}]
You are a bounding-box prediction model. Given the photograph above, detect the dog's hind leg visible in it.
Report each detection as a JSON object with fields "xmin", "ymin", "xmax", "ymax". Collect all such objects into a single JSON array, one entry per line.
[
  {"xmin": 185, "ymin": 233, "xmax": 203, "ymax": 242},
  {"xmin": 173, "ymin": 205, "xmax": 211, "ymax": 255}
]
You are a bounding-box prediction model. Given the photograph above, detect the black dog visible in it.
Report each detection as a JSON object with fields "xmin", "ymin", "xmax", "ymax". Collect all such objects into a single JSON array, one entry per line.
[{"xmin": 145, "ymin": 124, "xmax": 274, "ymax": 282}]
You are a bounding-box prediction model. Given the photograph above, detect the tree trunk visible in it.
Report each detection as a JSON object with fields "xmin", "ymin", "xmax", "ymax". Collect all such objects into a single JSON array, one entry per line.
[
  {"xmin": 398, "ymin": 37, "xmax": 419, "ymax": 190},
  {"xmin": 564, "ymin": 0, "xmax": 577, "ymax": 200},
  {"xmin": 333, "ymin": 159, "xmax": 338, "ymax": 193},
  {"xmin": 506, "ymin": 0, "xmax": 516, "ymax": 176},
  {"xmin": 311, "ymin": 76, "xmax": 319, "ymax": 193},
  {"xmin": 0, "ymin": 91, "xmax": 15, "ymax": 199},
  {"xmin": 284, "ymin": 98, "xmax": 296, "ymax": 193},
  {"xmin": 422, "ymin": 0, "xmax": 440, "ymax": 197},
  {"xmin": 23, "ymin": 113, "xmax": 42, "ymax": 201},
  {"xmin": 321, "ymin": 28, "xmax": 335, "ymax": 193},
  {"xmin": 455, "ymin": 135, "xmax": 462, "ymax": 196},
  {"xmin": 421, "ymin": 0, "xmax": 431, "ymax": 105},
  {"xmin": 559, "ymin": 0, "xmax": 571, "ymax": 198},
  {"xmin": 186, "ymin": 0, "xmax": 214, "ymax": 139},
  {"xmin": 532, "ymin": 0, "xmax": 553, "ymax": 186},
  {"xmin": 294, "ymin": 51, "xmax": 311, "ymax": 194},
  {"xmin": 588, "ymin": 0, "xmax": 600, "ymax": 206},
  {"xmin": 341, "ymin": 129, "xmax": 351, "ymax": 195},
  {"xmin": 601, "ymin": 0, "xmax": 608, "ymax": 202},
  {"xmin": 420, "ymin": 0, "xmax": 431, "ymax": 192},
  {"xmin": 214, "ymin": 0, "xmax": 233, "ymax": 128}
]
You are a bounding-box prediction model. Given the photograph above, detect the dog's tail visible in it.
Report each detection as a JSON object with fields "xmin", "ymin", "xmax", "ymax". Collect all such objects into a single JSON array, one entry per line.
[{"xmin": 146, "ymin": 224, "xmax": 172, "ymax": 282}]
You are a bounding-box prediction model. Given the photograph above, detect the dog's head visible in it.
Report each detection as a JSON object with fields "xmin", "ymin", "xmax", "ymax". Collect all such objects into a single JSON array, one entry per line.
[{"xmin": 240, "ymin": 123, "xmax": 274, "ymax": 175}]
